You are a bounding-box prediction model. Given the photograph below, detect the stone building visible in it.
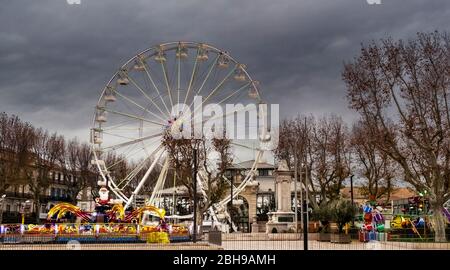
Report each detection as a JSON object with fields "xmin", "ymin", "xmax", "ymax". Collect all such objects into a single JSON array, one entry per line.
[{"xmin": 0, "ymin": 168, "xmax": 96, "ymax": 224}]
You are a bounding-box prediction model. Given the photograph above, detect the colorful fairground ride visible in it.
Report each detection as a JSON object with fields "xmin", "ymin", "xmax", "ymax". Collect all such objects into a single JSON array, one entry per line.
[
  {"xmin": 357, "ymin": 194, "xmax": 450, "ymax": 242},
  {"xmin": 0, "ymin": 184, "xmax": 190, "ymax": 244}
]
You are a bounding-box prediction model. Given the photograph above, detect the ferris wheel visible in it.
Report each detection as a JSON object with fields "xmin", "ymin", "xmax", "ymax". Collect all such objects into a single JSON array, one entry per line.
[{"xmin": 90, "ymin": 41, "xmax": 270, "ymax": 214}]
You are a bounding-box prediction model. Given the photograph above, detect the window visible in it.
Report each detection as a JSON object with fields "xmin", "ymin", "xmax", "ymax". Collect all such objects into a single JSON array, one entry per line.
[
  {"xmin": 51, "ymin": 188, "xmax": 56, "ymax": 197},
  {"xmin": 256, "ymin": 193, "xmax": 275, "ymax": 221},
  {"xmin": 6, "ymin": 205, "xmax": 10, "ymax": 212},
  {"xmin": 259, "ymin": 169, "xmax": 273, "ymax": 177}
]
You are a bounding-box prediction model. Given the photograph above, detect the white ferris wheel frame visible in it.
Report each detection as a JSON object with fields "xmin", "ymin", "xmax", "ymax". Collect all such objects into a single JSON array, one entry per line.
[{"xmin": 90, "ymin": 41, "xmax": 268, "ymax": 211}]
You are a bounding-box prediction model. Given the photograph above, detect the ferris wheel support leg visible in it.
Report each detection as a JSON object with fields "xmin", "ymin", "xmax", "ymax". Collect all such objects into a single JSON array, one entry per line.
[{"xmin": 124, "ymin": 149, "xmax": 164, "ymax": 209}]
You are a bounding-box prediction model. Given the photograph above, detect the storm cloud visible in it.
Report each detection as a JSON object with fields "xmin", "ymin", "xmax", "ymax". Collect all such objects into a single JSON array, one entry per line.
[{"xmin": 1, "ymin": 0, "xmax": 449, "ymax": 141}]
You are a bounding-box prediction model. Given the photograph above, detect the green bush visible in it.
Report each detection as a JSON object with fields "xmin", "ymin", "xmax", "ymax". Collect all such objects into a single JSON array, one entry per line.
[
  {"xmin": 313, "ymin": 202, "xmax": 333, "ymax": 233},
  {"xmin": 330, "ymin": 199, "xmax": 357, "ymax": 234}
]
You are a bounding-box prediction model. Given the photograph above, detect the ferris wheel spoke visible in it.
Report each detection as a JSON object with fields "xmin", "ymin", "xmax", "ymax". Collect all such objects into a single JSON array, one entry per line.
[
  {"xmin": 101, "ymin": 132, "xmax": 162, "ymax": 151},
  {"xmin": 126, "ymin": 75, "xmax": 170, "ymax": 120},
  {"xmin": 117, "ymin": 145, "xmax": 163, "ymax": 189},
  {"xmin": 215, "ymin": 81, "xmax": 252, "ymax": 106},
  {"xmin": 105, "ymin": 138, "xmax": 160, "ymax": 170},
  {"xmin": 191, "ymin": 82, "xmax": 252, "ymax": 124},
  {"xmin": 112, "ymin": 89, "xmax": 167, "ymax": 124},
  {"xmin": 195, "ymin": 55, "xmax": 220, "ymax": 97},
  {"xmin": 103, "ymin": 108, "xmax": 165, "ymax": 126},
  {"xmin": 190, "ymin": 88, "xmax": 254, "ymax": 128},
  {"xmin": 149, "ymin": 156, "xmax": 170, "ymax": 205},
  {"xmin": 177, "ymin": 52, "xmax": 181, "ymax": 106},
  {"xmin": 124, "ymin": 148, "xmax": 166, "ymax": 209},
  {"xmin": 117, "ymin": 161, "xmax": 146, "ymax": 189},
  {"xmin": 190, "ymin": 65, "xmax": 237, "ymax": 119},
  {"xmin": 178, "ymin": 54, "xmax": 219, "ymax": 120},
  {"xmin": 202, "ymin": 65, "xmax": 237, "ymax": 103},
  {"xmin": 142, "ymin": 63, "xmax": 172, "ymax": 116},
  {"xmin": 102, "ymin": 131, "xmax": 141, "ymax": 141},
  {"xmin": 160, "ymin": 60, "xmax": 174, "ymax": 111},
  {"xmin": 101, "ymin": 119, "xmax": 140, "ymax": 132},
  {"xmin": 183, "ymin": 48, "xmax": 200, "ymax": 106}
]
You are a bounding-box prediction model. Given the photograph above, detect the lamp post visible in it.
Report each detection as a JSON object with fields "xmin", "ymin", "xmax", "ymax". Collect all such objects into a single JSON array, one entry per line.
[
  {"xmin": 419, "ymin": 190, "xmax": 427, "ymax": 238},
  {"xmin": 0, "ymin": 194, "xmax": 6, "ymax": 225},
  {"xmin": 303, "ymin": 162, "xmax": 308, "ymax": 251},
  {"xmin": 293, "ymin": 140, "xmax": 299, "ymax": 233},
  {"xmin": 350, "ymin": 174, "xmax": 354, "ymax": 226},
  {"xmin": 303, "ymin": 117, "xmax": 309, "ymax": 251},
  {"xmin": 230, "ymin": 171, "xmax": 233, "ymax": 213},
  {"xmin": 192, "ymin": 143, "xmax": 198, "ymax": 243},
  {"xmin": 21, "ymin": 200, "xmax": 31, "ymax": 225}
]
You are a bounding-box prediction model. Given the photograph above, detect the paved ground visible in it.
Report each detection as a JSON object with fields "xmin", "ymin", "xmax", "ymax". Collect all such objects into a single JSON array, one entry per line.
[
  {"xmin": 1, "ymin": 240, "xmax": 449, "ymax": 250},
  {"xmin": 0, "ymin": 242, "xmax": 221, "ymax": 250},
  {"xmin": 222, "ymin": 240, "xmax": 450, "ymax": 250}
]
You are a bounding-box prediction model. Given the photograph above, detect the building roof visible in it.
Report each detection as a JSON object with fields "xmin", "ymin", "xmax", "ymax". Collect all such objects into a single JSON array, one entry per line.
[
  {"xmin": 228, "ymin": 160, "xmax": 275, "ymax": 169},
  {"xmin": 340, "ymin": 187, "xmax": 416, "ymax": 202}
]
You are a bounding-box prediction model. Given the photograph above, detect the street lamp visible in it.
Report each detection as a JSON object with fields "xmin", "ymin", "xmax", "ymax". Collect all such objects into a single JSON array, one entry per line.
[
  {"xmin": 293, "ymin": 139, "xmax": 299, "ymax": 233},
  {"xmin": 350, "ymin": 174, "xmax": 355, "ymax": 226},
  {"xmin": 303, "ymin": 162, "xmax": 309, "ymax": 251},
  {"xmin": 21, "ymin": 200, "xmax": 31, "ymax": 225},
  {"xmin": 0, "ymin": 194, "xmax": 6, "ymax": 225},
  {"xmin": 419, "ymin": 190, "xmax": 428, "ymax": 237},
  {"xmin": 191, "ymin": 140, "xmax": 199, "ymax": 243},
  {"xmin": 303, "ymin": 117, "xmax": 309, "ymax": 251}
]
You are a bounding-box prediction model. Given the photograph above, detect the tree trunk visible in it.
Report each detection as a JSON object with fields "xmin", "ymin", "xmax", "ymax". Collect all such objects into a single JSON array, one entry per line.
[
  {"xmin": 34, "ymin": 196, "xmax": 40, "ymax": 224},
  {"xmin": 430, "ymin": 201, "xmax": 447, "ymax": 242}
]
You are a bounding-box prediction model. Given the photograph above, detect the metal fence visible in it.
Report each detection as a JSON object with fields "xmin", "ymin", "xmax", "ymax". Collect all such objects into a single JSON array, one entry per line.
[
  {"xmin": 214, "ymin": 232, "xmax": 450, "ymax": 250},
  {"xmin": 1, "ymin": 225, "xmax": 449, "ymax": 250}
]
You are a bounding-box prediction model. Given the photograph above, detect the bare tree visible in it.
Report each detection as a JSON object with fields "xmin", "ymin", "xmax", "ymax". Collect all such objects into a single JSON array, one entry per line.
[
  {"xmin": 62, "ymin": 138, "xmax": 97, "ymax": 205},
  {"xmin": 162, "ymin": 132, "xmax": 233, "ymax": 218},
  {"xmin": 350, "ymin": 121, "xmax": 397, "ymax": 202},
  {"xmin": 273, "ymin": 115, "xmax": 351, "ymax": 210},
  {"xmin": 26, "ymin": 129, "xmax": 65, "ymax": 223},
  {"xmin": 273, "ymin": 116, "xmax": 309, "ymax": 170},
  {"xmin": 0, "ymin": 113, "xmax": 34, "ymax": 195},
  {"xmin": 309, "ymin": 115, "xmax": 351, "ymax": 208},
  {"xmin": 343, "ymin": 31, "xmax": 450, "ymax": 242}
]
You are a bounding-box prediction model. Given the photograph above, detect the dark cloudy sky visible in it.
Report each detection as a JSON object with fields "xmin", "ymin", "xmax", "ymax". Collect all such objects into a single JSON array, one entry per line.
[{"xmin": 1, "ymin": 0, "xmax": 449, "ymax": 141}]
